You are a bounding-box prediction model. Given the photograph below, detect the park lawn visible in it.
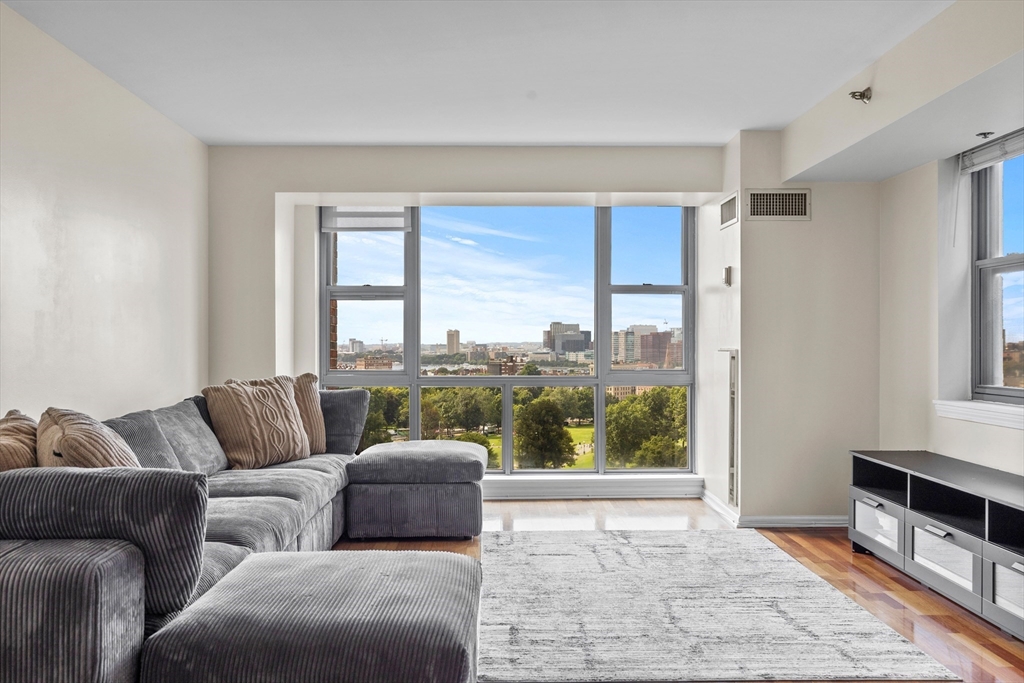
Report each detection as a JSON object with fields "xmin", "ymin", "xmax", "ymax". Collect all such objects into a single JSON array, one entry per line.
[{"xmin": 486, "ymin": 424, "xmax": 596, "ymax": 469}]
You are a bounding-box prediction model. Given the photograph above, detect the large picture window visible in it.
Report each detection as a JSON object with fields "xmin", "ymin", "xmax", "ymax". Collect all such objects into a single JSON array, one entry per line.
[
  {"xmin": 321, "ymin": 205, "xmax": 696, "ymax": 473},
  {"xmin": 968, "ymin": 130, "xmax": 1024, "ymax": 405}
]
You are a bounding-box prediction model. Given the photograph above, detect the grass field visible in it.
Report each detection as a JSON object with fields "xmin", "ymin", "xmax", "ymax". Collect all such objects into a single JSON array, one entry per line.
[{"xmin": 486, "ymin": 423, "xmax": 596, "ymax": 470}]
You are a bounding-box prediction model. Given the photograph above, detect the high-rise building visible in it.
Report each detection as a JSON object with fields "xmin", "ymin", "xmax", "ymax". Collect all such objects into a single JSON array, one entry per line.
[
  {"xmin": 446, "ymin": 329, "xmax": 460, "ymax": 355},
  {"xmin": 664, "ymin": 341, "xmax": 684, "ymax": 369},
  {"xmin": 640, "ymin": 331, "xmax": 672, "ymax": 366},
  {"xmin": 349, "ymin": 338, "xmax": 365, "ymax": 354},
  {"xmin": 546, "ymin": 323, "xmax": 591, "ymax": 354},
  {"xmin": 612, "ymin": 330, "xmax": 635, "ymax": 363}
]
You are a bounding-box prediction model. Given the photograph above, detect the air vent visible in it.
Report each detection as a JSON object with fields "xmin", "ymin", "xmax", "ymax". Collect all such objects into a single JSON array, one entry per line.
[
  {"xmin": 746, "ymin": 189, "xmax": 811, "ymax": 221},
  {"xmin": 719, "ymin": 193, "xmax": 738, "ymax": 229}
]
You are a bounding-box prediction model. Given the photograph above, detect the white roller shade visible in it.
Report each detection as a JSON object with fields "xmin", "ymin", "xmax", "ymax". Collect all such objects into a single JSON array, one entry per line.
[
  {"xmin": 960, "ymin": 129, "xmax": 1024, "ymax": 175},
  {"xmin": 320, "ymin": 206, "xmax": 410, "ymax": 231}
]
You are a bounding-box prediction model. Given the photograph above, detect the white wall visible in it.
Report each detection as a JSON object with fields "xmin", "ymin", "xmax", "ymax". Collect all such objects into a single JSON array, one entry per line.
[
  {"xmin": 208, "ymin": 146, "xmax": 722, "ymax": 383},
  {"xmin": 696, "ymin": 133, "xmax": 741, "ymax": 509},
  {"xmin": 782, "ymin": 0, "xmax": 1024, "ymax": 181},
  {"xmin": 738, "ymin": 131, "xmax": 881, "ymax": 519},
  {"xmin": 879, "ymin": 161, "xmax": 1024, "ymax": 474},
  {"xmin": 0, "ymin": 3, "xmax": 209, "ymax": 419}
]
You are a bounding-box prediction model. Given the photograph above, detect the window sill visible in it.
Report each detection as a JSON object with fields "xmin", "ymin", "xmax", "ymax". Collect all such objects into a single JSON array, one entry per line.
[
  {"xmin": 481, "ymin": 472, "xmax": 703, "ymax": 500},
  {"xmin": 933, "ymin": 399, "xmax": 1024, "ymax": 430}
]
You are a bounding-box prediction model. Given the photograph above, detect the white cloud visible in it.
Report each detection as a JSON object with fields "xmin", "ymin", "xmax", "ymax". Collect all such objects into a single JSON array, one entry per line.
[
  {"xmin": 422, "ymin": 213, "xmax": 543, "ymax": 243},
  {"xmin": 447, "ymin": 235, "xmax": 479, "ymax": 246}
]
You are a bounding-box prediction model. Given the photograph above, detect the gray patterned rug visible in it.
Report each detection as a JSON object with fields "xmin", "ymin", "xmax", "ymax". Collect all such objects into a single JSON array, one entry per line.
[{"xmin": 478, "ymin": 530, "xmax": 958, "ymax": 682}]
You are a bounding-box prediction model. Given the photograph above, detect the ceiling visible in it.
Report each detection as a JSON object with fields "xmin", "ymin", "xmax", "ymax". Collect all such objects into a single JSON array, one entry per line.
[{"xmin": 7, "ymin": 0, "xmax": 954, "ymax": 146}]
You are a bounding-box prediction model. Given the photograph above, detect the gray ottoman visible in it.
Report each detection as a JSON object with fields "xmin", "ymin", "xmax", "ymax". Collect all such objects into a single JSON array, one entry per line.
[
  {"xmin": 345, "ymin": 441, "xmax": 486, "ymax": 539},
  {"xmin": 140, "ymin": 551, "xmax": 482, "ymax": 683}
]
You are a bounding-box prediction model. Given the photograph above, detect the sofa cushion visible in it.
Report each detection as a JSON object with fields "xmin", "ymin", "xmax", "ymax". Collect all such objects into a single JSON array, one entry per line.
[
  {"xmin": 348, "ymin": 441, "xmax": 487, "ymax": 484},
  {"xmin": 153, "ymin": 401, "xmax": 228, "ymax": 476},
  {"xmin": 0, "ymin": 410, "xmax": 37, "ymax": 471},
  {"xmin": 263, "ymin": 452, "xmax": 355, "ymax": 491},
  {"xmin": 205, "ymin": 496, "xmax": 306, "ymax": 553},
  {"xmin": 320, "ymin": 389, "xmax": 370, "ymax": 455},
  {"xmin": 203, "ymin": 379, "xmax": 310, "ymax": 470},
  {"xmin": 207, "ymin": 469, "xmax": 336, "ymax": 519},
  {"xmin": 228, "ymin": 374, "xmax": 327, "ymax": 455},
  {"xmin": 0, "ymin": 467, "xmax": 208, "ymax": 614},
  {"xmin": 139, "ymin": 551, "xmax": 482, "ymax": 683},
  {"xmin": 36, "ymin": 407, "xmax": 140, "ymax": 469},
  {"xmin": 144, "ymin": 542, "xmax": 252, "ymax": 637},
  {"xmin": 104, "ymin": 411, "xmax": 181, "ymax": 470}
]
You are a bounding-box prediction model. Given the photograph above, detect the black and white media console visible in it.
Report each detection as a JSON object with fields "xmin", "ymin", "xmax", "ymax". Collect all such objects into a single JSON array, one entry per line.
[{"xmin": 849, "ymin": 450, "xmax": 1023, "ymax": 640}]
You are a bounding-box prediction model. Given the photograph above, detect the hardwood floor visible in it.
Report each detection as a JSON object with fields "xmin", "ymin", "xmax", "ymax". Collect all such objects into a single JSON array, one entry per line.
[{"xmin": 333, "ymin": 499, "xmax": 1024, "ymax": 682}]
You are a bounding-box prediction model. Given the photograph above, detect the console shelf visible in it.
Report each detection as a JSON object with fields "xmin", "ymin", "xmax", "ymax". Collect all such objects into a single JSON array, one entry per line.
[{"xmin": 849, "ymin": 450, "xmax": 1024, "ymax": 640}]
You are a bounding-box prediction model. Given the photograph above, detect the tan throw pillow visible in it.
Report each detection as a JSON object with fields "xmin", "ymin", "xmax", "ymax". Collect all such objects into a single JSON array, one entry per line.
[
  {"xmin": 227, "ymin": 374, "xmax": 326, "ymax": 455},
  {"xmin": 203, "ymin": 378, "xmax": 310, "ymax": 470},
  {"xmin": 0, "ymin": 410, "xmax": 38, "ymax": 471},
  {"xmin": 35, "ymin": 408, "xmax": 141, "ymax": 468}
]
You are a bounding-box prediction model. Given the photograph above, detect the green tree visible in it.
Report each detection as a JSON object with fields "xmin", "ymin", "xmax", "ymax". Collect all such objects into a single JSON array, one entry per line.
[
  {"xmin": 604, "ymin": 396, "xmax": 653, "ymax": 468},
  {"xmin": 455, "ymin": 431, "xmax": 500, "ymax": 469},
  {"xmin": 513, "ymin": 398, "xmax": 575, "ymax": 469},
  {"xmin": 541, "ymin": 387, "xmax": 580, "ymax": 424},
  {"xmin": 513, "ymin": 386, "xmax": 542, "ymax": 406},
  {"xmin": 421, "ymin": 396, "xmax": 442, "ymax": 440},
  {"xmin": 357, "ymin": 409, "xmax": 391, "ymax": 452},
  {"xmin": 634, "ymin": 434, "xmax": 684, "ymax": 468},
  {"xmin": 518, "ymin": 363, "xmax": 541, "ymax": 376}
]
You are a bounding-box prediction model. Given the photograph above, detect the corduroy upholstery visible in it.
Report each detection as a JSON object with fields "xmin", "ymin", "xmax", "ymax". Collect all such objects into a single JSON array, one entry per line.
[
  {"xmin": 104, "ymin": 410, "xmax": 182, "ymax": 470},
  {"xmin": 0, "ymin": 538, "xmax": 144, "ymax": 683},
  {"xmin": 346, "ymin": 482, "xmax": 483, "ymax": 538},
  {"xmin": 206, "ymin": 468, "xmax": 337, "ymax": 519},
  {"xmin": 144, "ymin": 542, "xmax": 252, "ymax": 637},
  {"xmin": 0, "ymin": 467, "xmax": 207, "ymax": 614},
  {"xmin": 140, "ymin": 551, "xmax": 482, "ymax": 683},
  {"xmin": 0, "ymin": 409, "xmax": 37, "ymax": 471},
  {"xmin": 319, "ymin": 389, "xmax": 370, "ymax": 454},
  {"xmin": 349, "ymin": 440, "xmax": 487, "ymax": 484},
  {"xmin": 264, "ymin": 451, "xmax": 355, "ymax": 490},
  {"xmin": 153, "ymin": 401, "xmax": 228, "ymax": 476},
  {"xmin": 204, "ymin": 496, "xmax": 307, "ymax": 553}
]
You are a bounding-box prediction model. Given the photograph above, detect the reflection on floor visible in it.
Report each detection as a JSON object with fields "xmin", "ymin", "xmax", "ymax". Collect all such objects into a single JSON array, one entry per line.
[{"xmin": 334, "ymin": 498, "xmax": 1024, "ymax": 682}]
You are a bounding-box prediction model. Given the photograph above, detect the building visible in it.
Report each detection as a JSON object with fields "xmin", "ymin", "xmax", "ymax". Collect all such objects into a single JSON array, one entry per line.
[
  {"xmin": 354, "ymin": 356, "xmax": 393, "ymax": 370},
  {"xmin": 664, "ymin": 341, "xmax": 684, "ymax": 369},
  {"xmin": 468, "ymin": 344, "xmax": 489, "ymax": 363},
  {"xmin": 349, "ymin": 338, "xmax": 365, "ymax": 354},
  {"xmin": 486, "ymin": 358, "xmax": 522, "ymax": 376},
  {"xmin": 639, "ymin": 331, "xmax": 672, "ymax": 366},
  {"xmin": 611, "ymin": 330, "xmax": 635, "ymax": 364},
  {"xmin": 565, "ymin": 350, "xmax": 594, "ymax": 364},
  {"xmin": 528, "ymin": 351, "xmax": 556, "ymax": 362},
  {"xmin": 446, "ymin": 329, "xmax": 460, "ymax": 355}
]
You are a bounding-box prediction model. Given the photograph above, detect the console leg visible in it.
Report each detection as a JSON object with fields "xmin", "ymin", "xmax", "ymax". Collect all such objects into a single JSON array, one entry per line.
[{"xmin": 852, "ymin": 541, "xmax": 871, "ymax": 555}]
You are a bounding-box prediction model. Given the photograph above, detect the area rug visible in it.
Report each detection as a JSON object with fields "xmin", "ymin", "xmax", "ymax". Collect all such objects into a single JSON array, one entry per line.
[{"xmin": 478, "ymin": 530, "xmax": 958, "ymax": 682}]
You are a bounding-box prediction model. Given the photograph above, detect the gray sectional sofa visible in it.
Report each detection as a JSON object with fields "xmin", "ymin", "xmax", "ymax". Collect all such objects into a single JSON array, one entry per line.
[{"xmin": 0, "ymin": 389, "xmax": 485, "ymax": 683}]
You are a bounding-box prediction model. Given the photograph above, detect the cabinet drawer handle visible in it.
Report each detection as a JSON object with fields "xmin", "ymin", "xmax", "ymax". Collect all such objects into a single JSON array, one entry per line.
[
  {"xmin": 1012, "ymin": 562, "xmax": 1024, "ymax": 574},
  {"xmin": 923, "ymin": 525, "xmax": 950, "ymax": 539},
  {"xmin": 861, "ymin": 498, "xmax": 881, "ymax": 508}
]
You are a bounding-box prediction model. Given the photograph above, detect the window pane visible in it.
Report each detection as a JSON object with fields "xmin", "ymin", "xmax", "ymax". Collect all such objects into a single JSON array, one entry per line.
[
  {"xmin": 420, "ymin": 207, "xmax": 594, "ymax": 376},
  {"xmin": 605, "ymin": 386, "xmax": 688, "ymax": 469},
  {"xmin": 512, "ymin": 387, "xmax": 595, "ymax": 470},
  {"xmin": 323, "ymin": 386, "xmax": 410, "ymax": 453},
  {"xmin": 329, "ymin": 299, "xmax": 403, "ymax": 371},
  {"xmin": 980, "ymin": 267, "xmax": 1024, "ymax": 388},
  {"xmin": 611, "ymin": 207, "xmax": 682, "ymax": 284},
  {"xmin": 330, "ymin": 232, "xmax": 404, "ymax": 286},
  {"xmin": 420, "ymin": 387, "xmax": 502, "ymax": 469},
  {"xmin": 1001, "ymin": 155, "xmax": 1024, "ymax": 257},
  {"xmin": 610, "ymin": 294, "xmax": 684, "ymax": 370}
]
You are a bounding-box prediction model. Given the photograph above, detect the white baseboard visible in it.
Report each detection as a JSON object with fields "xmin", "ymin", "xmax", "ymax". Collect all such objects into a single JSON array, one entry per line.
[
  {"xmin": 700, "ymin": 490, "xmax": 739, "ymax": 527},
  {"xmin": 482, "ymin": 473, "xmax": 704, "ymax": 500},
  {"xmin": 737, "ymin": 515, "xmax": 848, "ymax": 528}
]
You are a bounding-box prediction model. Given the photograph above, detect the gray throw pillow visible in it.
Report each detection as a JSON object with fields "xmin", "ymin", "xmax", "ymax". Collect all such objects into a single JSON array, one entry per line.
[
  {"xmin": 320, "ymin": 389, "xmax": 370, "ymax": 455},
  {"xmin": 104, "ymin": 410, "xmax": 181, "ymax": 470},
  {"xmin": 153, "ymin": 401, "xmax": 228, "ymax": 476}
]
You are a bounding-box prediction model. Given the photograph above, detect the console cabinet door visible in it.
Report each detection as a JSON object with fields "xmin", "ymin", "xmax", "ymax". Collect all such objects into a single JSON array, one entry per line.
[
  {"xmin": 982, "ymin": 542, "xmax": 1024, "ymax": 639},
  {"xmin": 848, "ymin": 486, "xmax": 904, "ymax": 568},
  {"xmin": 904, "ymin": 510, "xmax": 982, "ymax": 612}
]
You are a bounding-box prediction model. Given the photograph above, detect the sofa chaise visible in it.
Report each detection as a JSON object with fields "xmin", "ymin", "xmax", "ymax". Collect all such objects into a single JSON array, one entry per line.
[{"xmin": 0, "ymin": 388, "xmax": 488, "ymax": 683}]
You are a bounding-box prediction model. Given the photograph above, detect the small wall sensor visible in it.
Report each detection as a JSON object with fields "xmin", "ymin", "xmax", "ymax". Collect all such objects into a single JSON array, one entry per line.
[{"xmin": 723, "ymin": 266, "xmax": 733, "ymax": 287}]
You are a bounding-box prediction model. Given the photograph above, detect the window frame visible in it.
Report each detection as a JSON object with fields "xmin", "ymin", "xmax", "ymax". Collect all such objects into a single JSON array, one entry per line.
[
  {"xmin": 971, "ymin": 159, "xmax": 1024, "ymax": 405},
  {"xmin": 320, "ymin": 205, "xmax": 697, "ymax": 473}
]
